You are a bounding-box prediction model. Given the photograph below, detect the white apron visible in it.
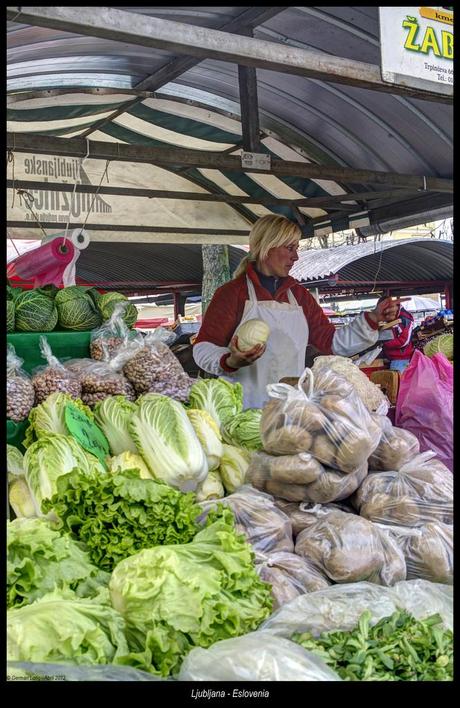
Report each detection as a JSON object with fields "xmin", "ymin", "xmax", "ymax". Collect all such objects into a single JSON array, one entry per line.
[{"xmin": 224, "ymin": 277, "xmax": 309, "ymax": 408}]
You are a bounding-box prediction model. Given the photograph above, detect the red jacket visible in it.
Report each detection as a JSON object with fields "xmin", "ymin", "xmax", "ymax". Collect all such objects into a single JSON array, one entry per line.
[
  {"xmin": 381, "ymin": 307, "xmax": 415, "ymax": 361},
  {"xmin": 195, "ymin": 263, "xmax": 377, "ymax": 371}
]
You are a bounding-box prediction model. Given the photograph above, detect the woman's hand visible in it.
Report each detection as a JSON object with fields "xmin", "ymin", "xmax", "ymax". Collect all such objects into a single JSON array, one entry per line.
[
  {"xmin": 368, "ymin": 297, "xmax": 401, "ymax": 325},
  {"xmin": 225, "ymin": 335, "xmax": 266, "ymax": 369}
]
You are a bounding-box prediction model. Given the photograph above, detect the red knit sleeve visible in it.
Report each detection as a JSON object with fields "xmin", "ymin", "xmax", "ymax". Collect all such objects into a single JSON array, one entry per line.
[
  {"xmin": 293, "ymin": 286, "xmax": 336, "ymax": 354},
  {"xmin": 195, "ymin": 279, "xmax": 244, "ymax": 347}
]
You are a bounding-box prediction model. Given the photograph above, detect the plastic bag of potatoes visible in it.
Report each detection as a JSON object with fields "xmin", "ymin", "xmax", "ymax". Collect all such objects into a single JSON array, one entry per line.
[
  {"xmin": 352, "ymin": 451, "xmax": 453, "ymax": 527},
  {"xmin": 379, "ymin": 521, "xmax": 453, "ymax": 585},
  {"xmin": 254, "ymin": 550, "xmax": 330, "ymax": 609},
  {"xmin": 247, "ymin": 450, "xmax": 368, "ymax": 504},
  {"xmin": 260, "ymin": 367, "xmax": 381, "ymax": 473},
  {"xmin": 294, "ymin": 505, "xmax": 406, "ymax": 586},
  {"xmin": 368, "ymin": 415, "xmax": 420, "ymax": 471},
  {"xmin": 197, "ymin": 485, "xmax": 294, "ymax": 554}
]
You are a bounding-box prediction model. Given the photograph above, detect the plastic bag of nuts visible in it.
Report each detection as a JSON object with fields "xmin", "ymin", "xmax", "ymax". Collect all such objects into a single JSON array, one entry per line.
[
  {"xmin": 66, "ymin": 358, "xmax": 136, "ymax": 407},
  {"xmin": 90, "ymin": 301, "xmax": 143, "ymax": 363},
  {"xmin": 7, "ymin": 344, "xmax": 35, "ymax": 422},
  {"xmin": 122, "ymin": 327, "xmax": 194, "ymax": 402},
  {"xmin": 31, "ymin": 336, "xmax": 82, "ymax": 405}
]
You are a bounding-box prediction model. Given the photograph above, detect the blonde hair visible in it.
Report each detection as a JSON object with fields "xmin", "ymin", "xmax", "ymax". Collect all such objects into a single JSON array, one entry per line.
[{"xmin": 233, "ymin": 214, "xmax": 301, "ymax": 279}]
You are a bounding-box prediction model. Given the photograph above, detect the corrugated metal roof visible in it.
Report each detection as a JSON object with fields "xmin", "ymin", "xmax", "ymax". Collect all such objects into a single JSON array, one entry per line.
[
  {"xmin": 6, "ymin": 6, "xmax": 453, "ymax": 241},
  {"xmin": 291, "ymin": 238, "xmax": 453, "ymax": 283},
  {"xmin": 73, "ymin": 241, "xmax": 246, "ymax": 291}
]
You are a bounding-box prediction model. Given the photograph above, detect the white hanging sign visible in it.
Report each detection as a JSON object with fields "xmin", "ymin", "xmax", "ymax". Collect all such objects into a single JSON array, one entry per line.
[{"xmin": 379, "ymin": 6, "xmax": 453, "ymax": 95}]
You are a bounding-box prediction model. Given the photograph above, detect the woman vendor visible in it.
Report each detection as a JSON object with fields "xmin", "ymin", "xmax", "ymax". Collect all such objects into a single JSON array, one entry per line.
[{"xmin": 193, "ymin": 214, "xmax": 399, "ymax": 407}]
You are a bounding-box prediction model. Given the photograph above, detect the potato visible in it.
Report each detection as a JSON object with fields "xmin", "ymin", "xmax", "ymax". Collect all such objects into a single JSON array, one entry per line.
[
  {"xmin": 311, "ymin": 434, "xmax": 337, "ymax": 467},
  {"xmin": 369, "ymin": 427, "xmax": 420, "ymax": 471},
  {"xmin": 335, "ymin": 430, "xmax": 374, "ymax": 473},
  {"xmin": 262, "ymin": 425, "xmax": 313, "ymax": 455},
  {"xmin": 405, "ymin": 522, "xmax": 453, "ymax": 584},
  {"xmin": 378, "ymin": 530, "xmax": 407, "ymax": 586},
  {"xmin": 268, "ymin": 452, "xmax": 324, "ymax": 485},
  {"xmin": 300, "ymin": 464, "xmax": 368, "ymax": 504},
  {"xmin": 260, "ymin": 398, "xmax": 286, "ymax": 432},
  {"xmin": 265, "ymin": 479, "xmax": 312, "ymax": 502},
  {"xmin": 319, "ymin": 394, "xmax": 357, "ymax": 423}
]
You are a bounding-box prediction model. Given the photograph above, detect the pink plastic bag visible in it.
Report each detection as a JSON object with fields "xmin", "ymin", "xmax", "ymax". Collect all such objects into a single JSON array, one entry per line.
[{"xmin": 395, "ymin": 350, "xmax": 453, "ymax": 472}]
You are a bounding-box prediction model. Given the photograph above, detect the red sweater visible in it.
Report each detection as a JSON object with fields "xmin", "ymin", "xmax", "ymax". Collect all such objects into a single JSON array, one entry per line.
[{"xmin": 195, "ymin": 263, "xmax": 377, "ymax": 370}]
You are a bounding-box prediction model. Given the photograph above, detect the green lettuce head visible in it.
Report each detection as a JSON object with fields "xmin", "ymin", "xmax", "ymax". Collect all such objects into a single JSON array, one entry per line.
[
  {"xmin": 7, "ymin": 589, "xmax": 129, "ymax": 665},
  {"xmin": 109, "ymin": 510, "xmax": 273, "ymax": 677},
  {"xmin": 7, "ymin": 517, "xmax": 110, "ymax": 608},
  {"xmin": 43, "ymin": 469, "xmax": 202, "ymax": 571}
]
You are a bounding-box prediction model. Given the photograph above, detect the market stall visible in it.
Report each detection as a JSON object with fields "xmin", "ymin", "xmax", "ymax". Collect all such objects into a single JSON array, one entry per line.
[{"xmin": 6, "ymin": 5, "xmax": 453, "ymax": 684}]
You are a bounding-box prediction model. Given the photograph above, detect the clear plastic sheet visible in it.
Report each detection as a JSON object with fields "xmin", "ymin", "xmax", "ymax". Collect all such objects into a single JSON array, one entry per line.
[
  {"xmin": 178, "ymin": 631, "xmax": 341, "ymax": 681},
  {"xmin": 254, "ymin": 550, "xmax": 330, "ymax": 609},
  {"xmin": 7, "ymin": 344, "xmax": 35, "ymax": 423},
  {"xmin": 352, "ymin": 451, "xmax": 453, "ymax": 527},
  {"xmin": 260, "ymin": 368, "xmax": 381, "ymax": 473},
  {"xmin": 198, "ymin": 485, "xmax": 294, "ymax": 554},
  {"xmin": 260, "ymin": 579, "xmax": 453, "ymax": 637},
  {"xmin": 380, "ymin": 521, "xmax": 453, "ymax": 585},
  {"xmin": 31, "ymin": 336, "xmax": 81, "ymax": 404},
  {"xmin": 294, "ymin": 505, "xmax": 406, "ymax": 586},
  {"xmin": 368, "ymin": 415, "xmax": 420, "ymax": 471}
]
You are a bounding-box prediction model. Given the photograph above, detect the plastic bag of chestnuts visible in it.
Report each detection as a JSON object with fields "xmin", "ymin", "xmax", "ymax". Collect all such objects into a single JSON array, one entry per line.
[
  {"xmin": 90, "ymin": 301, "xmax": 143, "ymax": 364},
  {"xmin": 122, "ymin": 327, "xmax": 193, "ymax": 401},
  {"xmin": 66, "ymin": 358, "xmax": 137, "ymax": 406},
  {"xmin": 31, "ymin": 336, "xmax": 82, "ymax": 405},
  {"xmin": 7, "ymin": 344, "xmax": 36, "ymax": 422}
]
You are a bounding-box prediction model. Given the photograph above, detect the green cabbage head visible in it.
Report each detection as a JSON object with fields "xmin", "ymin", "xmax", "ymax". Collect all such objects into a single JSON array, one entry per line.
[
  {"xmin": 55, "ymin": 286, "xmax": 102, "ymax": 331},
  {"xmin": 14, "ymin": 290, "xmax": 58, "ymax": 332},
  {"xmin": 222, "ymin": 408, "xmax": 263, "ymax": 451}
]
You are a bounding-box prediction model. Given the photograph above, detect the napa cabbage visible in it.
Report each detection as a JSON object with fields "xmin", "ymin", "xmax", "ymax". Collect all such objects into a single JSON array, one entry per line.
[
  {"xmin": 187, "ymin": 378, "xmax": 243, "ymax": 431},
  {"xmin": 129, "ymin": 394, "xmax": 208, "ymax": 492},
  {"xmin": 186, "ymin": 408, "xmax": 223, "ymax": 470}
]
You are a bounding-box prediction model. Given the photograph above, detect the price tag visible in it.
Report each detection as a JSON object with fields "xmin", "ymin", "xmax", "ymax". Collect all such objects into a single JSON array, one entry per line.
[{"xmin": 65, "ymin": 402, "xmax": 109, "ymax": 469}]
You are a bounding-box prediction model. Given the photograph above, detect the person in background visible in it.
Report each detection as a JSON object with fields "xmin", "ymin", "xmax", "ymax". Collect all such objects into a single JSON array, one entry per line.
[
  {"xmin": 377, "ymin": 295, "xmax": 415, "ymax": 373},
  {"xmin": 193, "ymin": 214, "xmax": 400, "ymax": 408}
]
